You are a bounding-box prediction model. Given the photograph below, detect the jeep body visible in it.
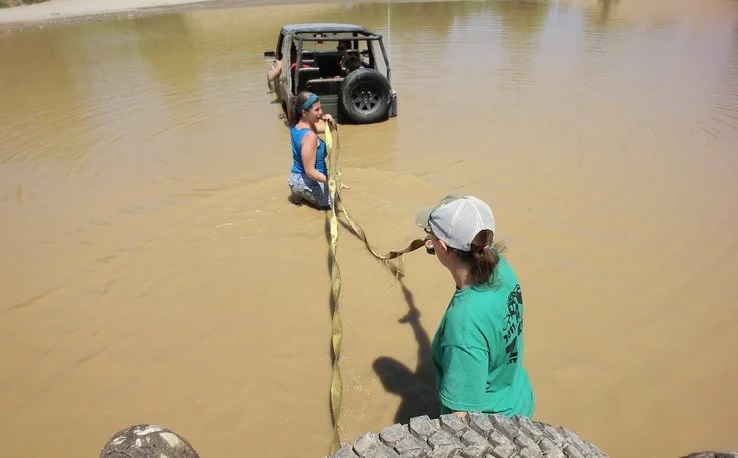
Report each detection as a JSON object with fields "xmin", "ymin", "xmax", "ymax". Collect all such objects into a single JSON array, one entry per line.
[{"xmin": 265, "ymin": 23, "xmax": 398, "ymax": 124}]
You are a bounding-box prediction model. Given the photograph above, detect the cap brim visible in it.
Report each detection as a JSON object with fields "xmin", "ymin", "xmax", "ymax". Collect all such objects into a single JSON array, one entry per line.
[{"xmin": 414, "ymin": 206, "xmax": 434, "ymax": 229}]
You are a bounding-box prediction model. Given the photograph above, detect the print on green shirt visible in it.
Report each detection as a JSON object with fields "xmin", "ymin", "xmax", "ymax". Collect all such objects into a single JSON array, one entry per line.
[
  {"xmin": 503, "ymin": 284, "xmax": 523, "ymax": 364},
  {"xmin": 430, "ymin": 254, "xmax": 534, "ymax": 418}
]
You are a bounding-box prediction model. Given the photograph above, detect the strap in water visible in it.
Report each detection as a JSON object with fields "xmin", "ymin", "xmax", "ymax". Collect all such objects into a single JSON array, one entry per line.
[
  {"xmin": 323, "ymin": 120, "xmax": 424, "ymax": 455},
  {"xmin": 324, "ymin": 120, "xmax": 426, "ymax": 261},
  {"xmin": 324, "ymin": 122, "xmax": 343, "ymax": 454}
]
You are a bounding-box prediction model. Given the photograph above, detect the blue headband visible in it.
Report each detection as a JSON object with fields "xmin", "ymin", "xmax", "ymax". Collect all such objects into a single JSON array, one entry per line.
[{"xmin": 300, "ymin": 94, "xmax": 319, "ymax": 112}]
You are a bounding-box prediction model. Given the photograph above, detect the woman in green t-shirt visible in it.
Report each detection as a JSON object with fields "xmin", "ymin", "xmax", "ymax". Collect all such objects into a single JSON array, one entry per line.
[{"xmin": 414, "ymin": 195, "xmax": 535, "ymax": 418}]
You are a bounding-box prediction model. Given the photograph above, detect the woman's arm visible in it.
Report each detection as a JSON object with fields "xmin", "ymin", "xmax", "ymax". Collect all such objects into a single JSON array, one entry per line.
[
  {"xmin": 267, "ymin": 61, "xmax": 283, "ymax": 82},
  {"xmin": 301, "ymin": 131, "xmax": 328, "ymax": 183}
]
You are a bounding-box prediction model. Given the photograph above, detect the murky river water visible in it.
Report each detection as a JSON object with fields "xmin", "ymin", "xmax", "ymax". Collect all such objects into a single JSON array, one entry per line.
[{"xmin": 1, "ymin": 0, "xmax": 737, "ymax": 457}]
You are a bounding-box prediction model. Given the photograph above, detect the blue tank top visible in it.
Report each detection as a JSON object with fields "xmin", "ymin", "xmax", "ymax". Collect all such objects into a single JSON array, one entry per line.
[{"xmin": 290, "ymin": 126, "xmax": 327, "ymax": 175}]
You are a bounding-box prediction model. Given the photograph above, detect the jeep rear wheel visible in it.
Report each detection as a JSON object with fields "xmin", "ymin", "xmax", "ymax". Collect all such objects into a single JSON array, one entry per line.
[{"xmin": 340, "ymin": 69, "xmax": 392, "ymax": 124}]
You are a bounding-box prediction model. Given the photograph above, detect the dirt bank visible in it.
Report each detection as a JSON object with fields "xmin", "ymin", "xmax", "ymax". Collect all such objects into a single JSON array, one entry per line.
[
  {"xmin": 0, "ymin": 0, "xmax": 391, "ymax": 31},
  {"xmin": 0, "ymin": 1, "xmax": 48, "ymax": 9},
  {"xmin": 0, "ymin": 0, "xmax": 218, "ymax": 30}
]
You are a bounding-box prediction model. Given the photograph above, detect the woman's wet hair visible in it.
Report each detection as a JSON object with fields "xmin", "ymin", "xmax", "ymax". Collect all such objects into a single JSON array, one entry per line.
[
  {"xmin": 452, "ymin": 229, "xmax": 506, "ymax": 286},
  {"xmin": 290, "ymin": 91, "xmax": 318, "ymax": 125}
]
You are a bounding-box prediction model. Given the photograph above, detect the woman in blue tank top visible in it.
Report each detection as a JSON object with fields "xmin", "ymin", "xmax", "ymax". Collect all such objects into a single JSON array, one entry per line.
[{"xmin": 287, "ymin": 91, "xmax": 334, "ymax": 209}]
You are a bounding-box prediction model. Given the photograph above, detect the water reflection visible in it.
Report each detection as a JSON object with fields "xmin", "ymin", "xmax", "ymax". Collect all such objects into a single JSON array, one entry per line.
[
  {"xmin": 708, "ymin": 23, "xmax": 738, "ymax": 140},
  {"xmin": 133, "ymin": 14, "xmax": 204, "ymax": 89},
  {"xmin": 593, "ymin": 0, "xmax": 618, "ymax": 25},
  {"xmin": 0, "ymin": 27, "xmax": 85, "ymax": 166},
  {"xmin": 490, "ymin": 0, "xmax": 550, "ymax": 33},
  {"xmin": 490, "ymin": 0, "xmax": 549, "ymax": 96}
]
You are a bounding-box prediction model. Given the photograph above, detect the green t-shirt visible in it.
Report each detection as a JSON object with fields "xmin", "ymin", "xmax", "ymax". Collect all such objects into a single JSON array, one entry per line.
[{"xmin": 431, "ymin": 253, "xmax": 535, "ymax": 418}]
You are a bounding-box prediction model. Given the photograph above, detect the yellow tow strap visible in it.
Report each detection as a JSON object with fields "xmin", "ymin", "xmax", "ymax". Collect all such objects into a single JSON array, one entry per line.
[
  {"xmin": 325, "ymin": 122, "xmax": 344, "ymax": 455},
  {"xmin": 323, "ymin": 121, "xmax": 425, "ymax": 455}
]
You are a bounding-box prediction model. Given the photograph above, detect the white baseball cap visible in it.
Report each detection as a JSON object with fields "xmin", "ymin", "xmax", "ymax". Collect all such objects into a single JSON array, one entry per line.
[{"xmin": 415, "ymin": 195, "xmax": 496, "ymax": 252}]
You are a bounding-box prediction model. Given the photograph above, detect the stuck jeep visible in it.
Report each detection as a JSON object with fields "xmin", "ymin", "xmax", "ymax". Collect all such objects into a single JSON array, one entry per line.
[{"xmin": 264, "ymin": 23, "xmax": 398, "ymax": 124}]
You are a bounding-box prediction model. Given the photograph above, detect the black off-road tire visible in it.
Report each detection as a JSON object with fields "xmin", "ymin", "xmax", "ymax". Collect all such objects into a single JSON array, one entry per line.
[
  {"xmin": 328, "ymin": 413, "xmax": 610, "ymax": 458},
  {"xmin": 339, "ymin": 68, "xmax": 392, "ymax": 124}
]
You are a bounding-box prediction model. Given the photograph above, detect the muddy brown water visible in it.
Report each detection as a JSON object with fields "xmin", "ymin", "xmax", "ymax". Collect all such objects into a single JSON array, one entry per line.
[{"xmin": 1, "ymin": 0, "xmax": 737, "ymax": 457}]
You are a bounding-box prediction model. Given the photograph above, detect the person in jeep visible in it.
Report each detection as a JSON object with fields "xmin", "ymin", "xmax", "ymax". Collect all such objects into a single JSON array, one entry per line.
[
  {"xmin": 337, "ymin": 40, "xmax": 366, "ymax": 76},
  {"xmin": 332, "ymin": 55, "xmax": 362, "ymax": 79},
  {"xmin": 337, "ymin": 40, "xmax": 352, "ymax": 67},
  {"xmin": 267, "ymin": 44, "xmax": 311, "ymax": 83},
  {"xmin": 342, "ymin": 55, "xmax": 363, "ymax": 76}
]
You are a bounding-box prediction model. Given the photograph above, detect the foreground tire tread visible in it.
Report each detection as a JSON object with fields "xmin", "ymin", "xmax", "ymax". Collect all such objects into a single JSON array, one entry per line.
[{"xmin": 328, "ymin": 413, "xmax": 610, "ymax": 458}]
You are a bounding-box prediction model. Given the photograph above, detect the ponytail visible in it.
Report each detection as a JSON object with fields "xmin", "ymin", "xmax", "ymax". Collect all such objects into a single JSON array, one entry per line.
[{"xmin": 454, "ymin": 230, "xmax": 506, "ymax": 285}]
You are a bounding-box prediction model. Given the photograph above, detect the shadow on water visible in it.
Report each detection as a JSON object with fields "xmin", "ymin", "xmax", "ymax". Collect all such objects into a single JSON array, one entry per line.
[
  {"xmin": 373, "ymin": 281, "xmax": 440, "ymax": 424},
  {"xmin": 324, "ymin": 209, "xmax": 440, "ymax": 424}
]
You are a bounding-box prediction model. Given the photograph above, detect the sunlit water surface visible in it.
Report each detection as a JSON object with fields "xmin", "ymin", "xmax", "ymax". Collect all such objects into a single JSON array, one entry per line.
[{"xmin": 1, "ymin": 1, "xmax": 737, "ymax": 457}]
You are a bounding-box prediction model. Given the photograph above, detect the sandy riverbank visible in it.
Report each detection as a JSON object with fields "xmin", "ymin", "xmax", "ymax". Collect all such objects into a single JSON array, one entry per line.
[
  {"xmin": 0, "ymin": 0, "xmax": 450, "ymax": 31},
  {"xmin": 0, "ymin": 0, "xmax": 645, "ymax": 33},
  {"xmin": 0, "ymin": 0, "xmax": 396, "ymax": 31},
  {"xmin": 0, "ymin": 0, "xmax": 222, "ymax": 30}
]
